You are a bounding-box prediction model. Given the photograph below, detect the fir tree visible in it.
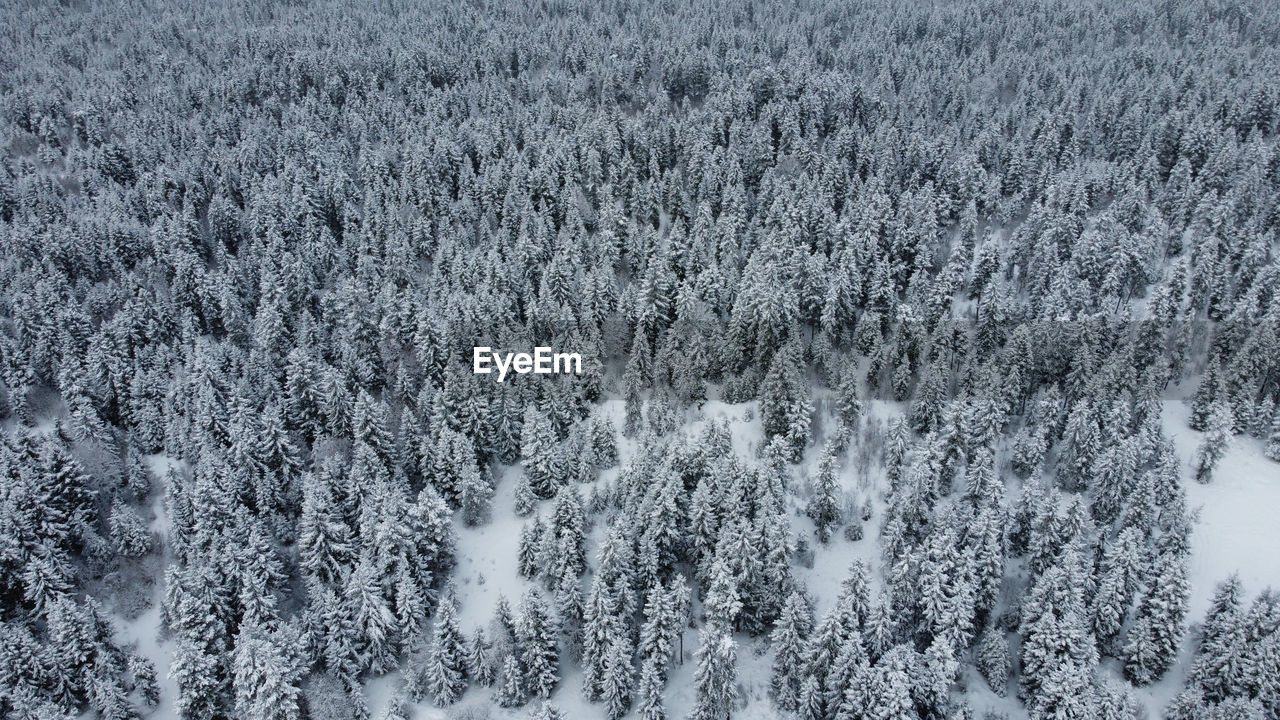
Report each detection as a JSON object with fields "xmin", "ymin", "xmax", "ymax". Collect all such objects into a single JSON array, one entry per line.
[
  {"xmin": 758, "ymin": 345, "xmax": 813, "ymax": 462},
  {"xmin": 514, "ymin": 472, "xmax": 538, "ymax": 516},
  {"xmin": 602, "ymin": 635, "xmax": 634, "ymax": 720},
  {"xmin": 497, "ymin": 653, "xmax": 525, "ymax": 708},
  {"xmin": 232, "ymin": 622, "xmax": 304, "ymax": 720},
  {"xmin": 690, "ymin": 622, "xmax": 738, "ymax": 720},
  {"xmin": 545, "ymin": 485, "xmax": 588, "ymax": 582},
  {"xmin": 976, "ymin": 625, "xmax": 1008, "ymax": 696},
  {"xmin": 532, "ymin": 702, "xmax": 568, "ymax": 720},
  {"xmin": 109, "ymin": 498, "xmax": 152, "ymax": 557},
  {"xmin": 467, "ymin": 627, "xmax": 495, "ymax": 687},
  {"xmin": 298, "ymin": 472, "xmax": 354, "ymax": 591},
  {"xmin": 519, "ymin": 590, "xmax": 560, "ymax": 699},
  {"xmin": 519, "ymin": 517, "xmax": 545, "ymax": 579},
  {"xmin": 639, "ymin": 580, "xmax": 681, "ymax": 677},
  {"xmin": 1189, "ymin": 358, "xmax": 1222, "ymax": 431},
  {"xmin": 770, "ymin": 590, "xmax": 812, "ymax": 711},
  {"xmin": 835, "ymin": 366, "xmax": 864, "ymax": 430},
  {"xmin": 807, "ymin": 449, "xmax": 841, "ymax": 543},
  {"xmin": 521, "ymin": 407, "xmax": 563, "ymax": 498},
  {"xmin": 1124, "ymin": 551, "xmax": 1190, "ymax": 685},
  {"xmin": 637, "ymin": 654, "xmax": 667, "ymax": 720},
  {"xmin": 426, "ymin": 592, "xmax": 468, "ymax": 705},
  {"xmin": 1266, "ymin": 409, "xmax": 1280, "ymax": 462},
  {"xmin": 458, "ymin": 460, "xmax": 492, "ymax": 526},
  {"xmin": 1194, "ymin": 401, "xmax": 1234, "ymax": 483}
]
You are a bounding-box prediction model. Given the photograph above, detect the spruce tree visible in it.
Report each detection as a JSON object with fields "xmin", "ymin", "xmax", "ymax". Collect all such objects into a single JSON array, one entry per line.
[
  {"xmin": 426, "ymin": 592, "xmax": 468, "ymax": 705},
  {"xmin": 1189, "ymin": 358, "xmax": 1222, "ymax": 431},
  {"xmin": 690, "ymin": 622, "xmax": 738, "ymax": 720},
  {"xmin": 637, "ymin": 654, "xmax": 667, "ymax": 720},
  {"xmin": 467, "ymin": 627, "xmax": 495, "ymax": 687},
  {"xmin": 758, "ymin": 345, "xmax": 813, "ymax": 462},
  {"xmin": 519, "ymin": 517, "xmax": 545, "ymax": 579},
  {"xmin": 232, "ymin": 622, "xmax": 304, "ymax": 720},
  {"xmin": 976, "ymin": 625, "xmax": 1008, "ymax": 696},
  {"xmin": 1124, "ymin": 551, "xmax": 1190, "ymax": 685},
  {"xmin": 1194, "ymin": 401, "xmax": 1234, "ymax": 483},
  {"xmin": 770, "ymin": 590, "xmax": 812, "ymax": 711},
  {"xmin": 602, "ymin": 635, "xmax": 634, "ymax": 720},
  {"xmin": 1266, "ymin": 409, "xmax": 1280, "ymax": 462},
  {"xmin": 458, "ymin": 459, "xmax": 492, "ymax": 526},
  {"xmin": 514, "ymin": 472, "xmax": 538, "ymax": 516},
  {"xmin": 639, "ymin": 580, "xmax": 680, "ymax": 677},
  {"xmin": 807, "ymin": 449, "xmax": 841, "ymax": 543},
  {"xmin": 521, "ymin": 406, "xmax": 563, "ymax": 498},
  {"xmin": 519, "ymin": 590, "xmax": 560, "ymax": 699},
  {"xmin": 496, "ymin": 653, "xmax": 525, "ymax": 708},
  {"xmin": 835, "ymin": 366, "xmax": 864, "ymax": 430}
]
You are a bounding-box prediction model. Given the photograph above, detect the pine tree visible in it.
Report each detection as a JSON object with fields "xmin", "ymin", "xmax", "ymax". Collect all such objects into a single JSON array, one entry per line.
[
  {"xmin": 532, "ymin": 702, "xmax": 568, "ymax": 720},
  {"xmin": 1124, "ymin": 551, "xmax": 1190, "ymax": 685},
  {"xmin": 690, "ymin": 622, "xmax": 738, "ymax": 720},
  {"xmin": 519, "ymin": 590, "xmax": 560, "ymax": 699},
  {"xmin": 545, "ymin": 485, "xmax": 588, "ymax": 582},
  {"xmin": 1093, "ymin": 529, "xmax": 1141, "ymax": 645},
  {"xmin": 37, "ymin": 438, "xmax": 96, "ymax": 547},
  {"xmin": 467, "ymin": 627, "xmax": 495, "ymax": 687},
  {"xmin": 170, "ymin": 614, "xmax": 228, "ymax": 717},
  {"xmin": 602, "ymin": 635, "xmax": 634, "ymax": 720},
  {"xmin": 807, "ymin": 449, "xmax": 841, "ymax": 543},
  {"xmin": 514, "ymin": 471, "xmax": 538, "ymax": 516},
  {"xmin": 868, "ymin": 646, "xmax": 920, "ymax": 720},
  {"xmin": 554, "ymin": 567, "xmax": 586, "ymax": 659},
  {"xmin": 519, "ymin": 517, "xmax": 545, "ymax": 578},
  {"xmin": 835, "ymin": 366, "xmax": 864, "ymax": 430},
  {"xmin": 1189, "ymin": 358, "xmax": 1222, "ymax": 431},
  {"xmin": 232, "ymin": 622, "xmax": 304, "ymax": 720},
  {"xmin": 759, "ymin": 345, "xmax": 813, "ymax": 462},
  {"xmin": 770, "ymin": 590, "xmax": 811, "ymax": 711},
  {"xmin": 426, "ymin": 592, "xmax": 468, "ymax": 705},
  {"xmin": 521, "ymin": 406, "xmax": 563, "ymax": 498},
  {"xmin": 865, "ymin": 598, "xmax": 896, "ymax": 662},
  {"xmin": 588, "ymin": 416, "xmax": 619, "ymax": 467},
  {"xmin": 458, "ymin": 459, "xmax": 492, "ymax": 526},
  {"xmin": 109, "ymin": 498, "xmax": 152, "ymax": 557},
  {"xmin": 345, "ymin": 557, "xmax": 398, "ymax": 674},
  {"xmin": 624, "ymin": 349, "xmax": 646, "ymax": 438},
  {"xmin": 298, "ymin": 472, "xmax": 353, "ymax": 591},
  {"xmin": 910, "ymin": 363, "xmax": 948, "ymax": 434},
  {"xmin": 824, "ymin": 630, "xmax": 869, "ymax": 714},
  {"xmin": 798, "ymin": 674, "xmax": 823, "ymax": 720},
  {"xmin": 1188, "ymin": 575, "xmax": 1245, "ymax": 703},
  {"xmin": 639, "ymin": 580, "xmax": 680, "ymax": 677},
  {"xmin": 497, "ymin": 652, "xmax": 525, "ymax": 708},
  {"xmin": 1019, "ymin": 557, "xmax": 1100, "ymax": 718},
  {"xmin": 703, "ymin": 555, "xmax": 743, "ymax": 629},
  {"xmin": 1194, "ymin": 401, "xmax": 1234, "ymax": 483},
  {"xmin": 976, "ymin": 625, "xmax": 1008, "ymax": 696},
  {"xmin": 582, "ymin": 574, "xmax": 623, "ymax": 700},
  {"xmin": 637, "ymin": 654, "xmax": 667, "ymax": 720},
  {"xmin": 884, "ymin": 418, "xmax": 910, "ymax": 490},
  {"xmin": 129, "ymin": 654, "xmax": 160, "ymax": 707},
  {"xmin": 1267, "ymin": 409, "xmax": 1280, "ymax": 461}
]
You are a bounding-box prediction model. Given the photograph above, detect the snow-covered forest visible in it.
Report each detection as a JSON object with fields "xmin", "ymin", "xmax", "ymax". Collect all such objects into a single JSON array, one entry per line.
[{"xmin": 3, "ymin": 0, "xmax": 1280, "ymax": 718}]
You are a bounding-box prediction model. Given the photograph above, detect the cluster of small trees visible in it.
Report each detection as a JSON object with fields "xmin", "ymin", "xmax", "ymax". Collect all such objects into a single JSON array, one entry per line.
[{"xmin": 1168, "ymin": 576, "xmax": 1280, "ymax": 718}]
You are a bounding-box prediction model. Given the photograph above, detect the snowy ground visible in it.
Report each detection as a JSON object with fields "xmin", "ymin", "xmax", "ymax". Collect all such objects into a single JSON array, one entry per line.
[
  {"xmin": 1161, "ymin": 400, "xmax": 1280, "ymax": 621},
  {"xmin": 1130, "ymin": 398, "xmax": 1280, "ymax": 716},
  {"xmin": 98, "ymin": 392, "xmax": 1280, "ymax": 720}
]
